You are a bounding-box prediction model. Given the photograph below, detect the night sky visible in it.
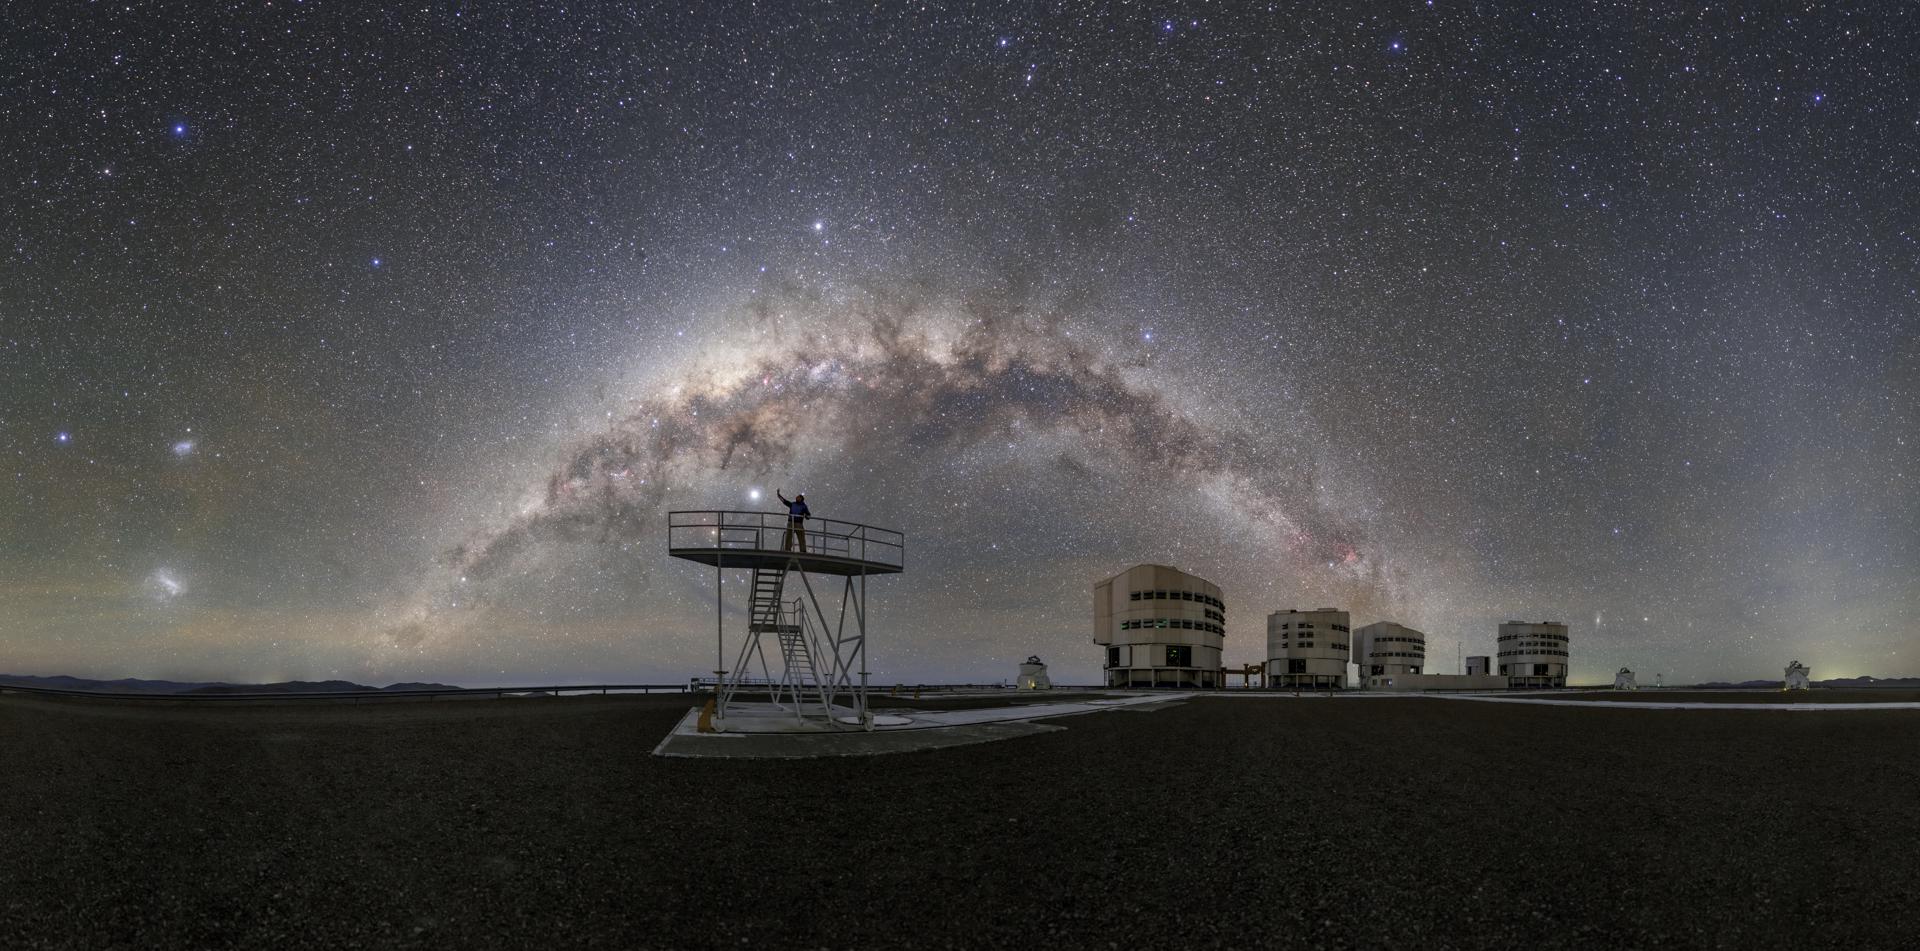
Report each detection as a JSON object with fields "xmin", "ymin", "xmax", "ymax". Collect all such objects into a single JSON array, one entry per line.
[{"xmin": 4, "ymin": 2, "xmax": 1914, "ymax": 687}]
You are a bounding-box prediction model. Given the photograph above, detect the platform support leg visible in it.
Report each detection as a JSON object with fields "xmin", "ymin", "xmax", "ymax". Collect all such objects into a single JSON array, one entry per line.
[{"xmin": 714, "ymin": 561, "xmax": 724, "ymax": 719}]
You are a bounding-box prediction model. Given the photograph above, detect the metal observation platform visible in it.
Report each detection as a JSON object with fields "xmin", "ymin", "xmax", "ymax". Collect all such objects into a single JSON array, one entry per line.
[{"xmin": 667, "ymin": 510, "xmax": 904, "ymax": 731}]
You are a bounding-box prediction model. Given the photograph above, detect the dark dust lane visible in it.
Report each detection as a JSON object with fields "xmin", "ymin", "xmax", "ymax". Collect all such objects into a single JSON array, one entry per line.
[{"xmin": 2, "ymin": 694, "xmax": 1915, "ymax": 950}]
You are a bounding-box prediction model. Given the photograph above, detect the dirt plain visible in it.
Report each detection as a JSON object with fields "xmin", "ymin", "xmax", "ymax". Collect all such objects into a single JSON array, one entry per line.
[
  {"xmin": 1539, "ymin": 689, "xmax": 1920, "ymax": 704},
  {"xmin": 3, "ymin": 691, "xmax": 1915, "ymax": 950}
]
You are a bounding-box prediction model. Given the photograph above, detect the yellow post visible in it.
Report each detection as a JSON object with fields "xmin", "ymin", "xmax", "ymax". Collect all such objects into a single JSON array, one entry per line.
[{"xmin": 697, "ymin": 698, "xmax": 717, "ymax": 733}]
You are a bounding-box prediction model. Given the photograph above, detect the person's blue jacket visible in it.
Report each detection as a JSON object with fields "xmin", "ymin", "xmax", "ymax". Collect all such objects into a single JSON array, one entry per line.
[{"xmin": 777, "ymin": 491, "xmax": 809, "ymax": 519}]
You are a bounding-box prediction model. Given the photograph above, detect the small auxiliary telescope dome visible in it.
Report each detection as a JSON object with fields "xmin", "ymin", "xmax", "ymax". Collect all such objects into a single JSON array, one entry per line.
[
  {"xmin": 1783, "ymin": 660, "xmax": 1811, "ymax": 691},
  {"xmin": 1017, "ymin": 655, "xmax": 1052, "ymax": 690}
]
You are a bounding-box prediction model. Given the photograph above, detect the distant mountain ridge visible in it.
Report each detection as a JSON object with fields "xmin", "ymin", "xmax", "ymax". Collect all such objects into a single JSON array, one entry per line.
[{"xmin": 0, "ymin": 674, "xmax": 460, "ymax": 694}]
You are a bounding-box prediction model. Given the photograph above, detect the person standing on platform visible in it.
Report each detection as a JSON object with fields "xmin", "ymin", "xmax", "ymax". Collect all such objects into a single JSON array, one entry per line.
[{"xmin": 776, "ymin": 489, "xmax": 809, "ymax": 552}]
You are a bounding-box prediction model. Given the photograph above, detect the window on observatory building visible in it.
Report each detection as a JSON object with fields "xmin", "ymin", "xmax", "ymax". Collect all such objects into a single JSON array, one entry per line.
[
  {"xmin": 1130, "ymin": 592, "xmax": 1141, "ymax": 601},
  {"xmin": 1107, "ymin": 647, "xmax": 1120, "ymax": 668},
  {"xmin": 1157, "ymin": 618, "xmax": 1169, "ymax": 628},
  {"xmin": 1154, "ymin": 590, "xmax": 1167, "ymax": 599},
  {"xmin": 1166, "ymin": 646, "xmax": 1192, "ymax": 667}
]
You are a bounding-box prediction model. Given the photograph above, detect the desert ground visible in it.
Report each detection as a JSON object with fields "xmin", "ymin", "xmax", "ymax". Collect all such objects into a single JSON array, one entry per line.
[
  {"xmin": 1537, "ymin": 689, "xmax": 1920, "ymax": 703},
  {"xmin": 3, "ymin": 691, "xmax": 1915, "ymax": 950}
]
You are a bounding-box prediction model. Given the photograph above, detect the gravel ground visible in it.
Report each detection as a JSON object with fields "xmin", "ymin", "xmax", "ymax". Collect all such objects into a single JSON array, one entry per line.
[
  {"xmin": 1545, "ymin": 689, "xmax": 1920, "ymax": 704},
  {"xmin": 3, "ymin": 692, "xmax": 1916, "ymax": 950}
]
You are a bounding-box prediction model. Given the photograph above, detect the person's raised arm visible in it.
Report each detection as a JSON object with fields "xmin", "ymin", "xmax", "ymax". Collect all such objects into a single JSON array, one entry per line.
[{"xmin": 776, "ymin": 489, "xmax": 790, "ymax": 506}]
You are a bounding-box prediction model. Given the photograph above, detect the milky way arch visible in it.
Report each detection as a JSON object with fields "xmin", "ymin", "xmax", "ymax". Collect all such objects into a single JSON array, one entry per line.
[{"xmin": 443, "ymin": 284, "xmax": 1394, "ymax": 616}]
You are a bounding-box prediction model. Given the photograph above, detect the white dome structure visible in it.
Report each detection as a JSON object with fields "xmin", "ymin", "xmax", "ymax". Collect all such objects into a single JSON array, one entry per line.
[
  {"xmin": 1613, "ymin": 667, "xmax": 1637, "ymax": 690},
  {"xmin": 1783, "ymin": 661, "xmax": 1811, "ymax": 691},
  {"xmin": 1017, "ymin": 656, "xmax": 1052, "ymax": 690}
]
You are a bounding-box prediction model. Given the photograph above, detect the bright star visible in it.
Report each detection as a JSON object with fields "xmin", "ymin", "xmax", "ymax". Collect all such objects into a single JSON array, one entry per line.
[
  {"xmin": 371, "ymin": 256, "xmax": 383, "ymax": 267},
  {"xmin": 55, "ymin": 431, "xmax": 70, "ymax": 443},
  {"xmin": 812, "ymin": 221, "xmax": 824, "ymax": 232},
  {"xmin": 748, "ymin": 488, "xmax": 763, "ymax": 501}
]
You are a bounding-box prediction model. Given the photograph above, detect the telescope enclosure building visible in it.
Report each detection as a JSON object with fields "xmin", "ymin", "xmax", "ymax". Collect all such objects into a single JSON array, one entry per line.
[
  {"xmin": 1497, "ymin": 621, "xmax": 1570, "ymax": 688},
  {"xmin": 1267, "ymin": 608, "xmax": 1351, "ymax": 689},
  {"xmin": 1355, "ymin": 621, "xmax": 1426, "ymax": 687},
  {"xmin": 1092, "ymin": 564, "xmax": 1226, "ymax": 688}
]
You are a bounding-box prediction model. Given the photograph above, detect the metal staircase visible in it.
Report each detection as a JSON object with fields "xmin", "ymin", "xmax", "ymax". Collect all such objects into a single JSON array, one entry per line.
[
  {"xmin": 744, "ymin": 564, "xmax": 829, "ymax": 718},
  {"xmin": 670, "ymin": 510, "xmax": 903, "ymax": 731},
  {"xmin": 747, "ymin": 567, "xmax": 790, "ymax": 636},
  {"xmin": 775, "ymin": 625, "xmax": 816, "ymax": 702}
]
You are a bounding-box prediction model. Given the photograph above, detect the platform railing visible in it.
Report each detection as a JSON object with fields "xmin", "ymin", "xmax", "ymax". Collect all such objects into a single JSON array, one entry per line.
[{"xmin": 666, "ymin": 510, "xmax": 904, "ymax": 570}]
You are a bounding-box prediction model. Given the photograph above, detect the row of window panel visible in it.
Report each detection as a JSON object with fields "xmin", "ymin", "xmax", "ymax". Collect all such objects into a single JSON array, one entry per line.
[
  {"xmin": 1366, "ymin": 650, "xmax": 1425, "ymax": 659},
  {"xmin": 1120, "ymin": 619, "xmax": 1224, "ymax": 635},
  {"xmin": 1274, "ymin": 622, "xmax": 1352, "ymax": 632},
  {"xmin": 1497, "ymin": 649, "xmax": 1569, "ymax": 658},
  {"xmin": 1267, "ymin": 660, "xmax": 1328, "ymax": 676},
  {"xmin": 1369, "ymin": 635, "xmax": 1423, "ymax": 644},
  {"xmin": 1498, "ymin": 633, "xmax": 1569, "ymax": 642},
  {"xmin": 1105, "ymin": 645, "xmax": 1197, "ymax": 667},
  {"xmin": 1500, "ymin": 664, "xmax": 1563, "ymax": 677},
  {"xmin": 1129, "ymin": 590, "xmax": 1225, "ymax": 610},
  {"xmin": 1276, "ymin": 642, "xmax": 1349, "ymax": 651}
]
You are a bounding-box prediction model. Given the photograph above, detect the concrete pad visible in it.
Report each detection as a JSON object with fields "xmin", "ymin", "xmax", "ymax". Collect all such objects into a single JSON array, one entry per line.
[
  {"xmin": 654, "ymin": 711, "xmax": 1065, "ymax": 759},
  {"xmin": 652, "ymin": 692, "xmax": 1186, "ymax": 758}
]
